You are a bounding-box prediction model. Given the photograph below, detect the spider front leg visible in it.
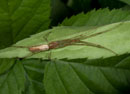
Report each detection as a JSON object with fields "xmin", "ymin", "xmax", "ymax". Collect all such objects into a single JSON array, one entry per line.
[
  {"xmin": 42, "ymin": 32, "xmax": 53, "ymax": 60},
  {"xmin": 22, "ymin": 50, "xmax": 50, "ymax": 59},
  {"xmin": 72, "ymin": 41, "xmax": 118, "ymax": 55},
  {"xmin": 43, "ymin": 31, "xmax": 52, "ymax": 43},
  {"xmin": 45, "ymin": 50, "xmax": 52, "ymax": 60}
]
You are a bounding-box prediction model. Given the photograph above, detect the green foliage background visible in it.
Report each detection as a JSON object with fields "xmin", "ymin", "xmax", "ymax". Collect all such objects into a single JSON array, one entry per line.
[{"xmin": 0, "ymin": 0, "xmax": 130, "ymax": 94}]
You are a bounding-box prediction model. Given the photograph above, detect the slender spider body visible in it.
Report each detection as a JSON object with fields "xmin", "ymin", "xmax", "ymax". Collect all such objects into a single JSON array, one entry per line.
[
  {"xmin": 48, "ymin": 39, "xmax": 80, "ymax": 49},
  {"xmin": 13, "ymin": 23, "xmax": 123, "ymax": 58}
]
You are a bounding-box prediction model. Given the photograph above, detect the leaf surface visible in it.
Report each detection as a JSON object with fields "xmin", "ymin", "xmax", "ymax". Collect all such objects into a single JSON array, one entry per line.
[
  {"xmin": 22, "ymin": 59, "xmax": 47, "ymax": 94},
  {"xmin": 0, "ymin": 58, "xmax": 47, "ymax": 94},
  {"xmin": 0, "ymin": 59, "xmax": 15, "ymax": 74},
  {"xmin": 61, "ymin": 8, "xmax": 130, "ymax": 26},
  {"xmin": 0, "ymin": 21, "xmax": 130, "ymax": 59},
  {"xmin": 44, "ymin": 58, "xmax": 130, "ymax": 94},
  {"xmin": 0, "ymin": 60, "xmax": 26, "ymax": 94}
]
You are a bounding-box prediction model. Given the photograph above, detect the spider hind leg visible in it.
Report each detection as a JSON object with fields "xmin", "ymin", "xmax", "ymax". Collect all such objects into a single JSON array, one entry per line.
[{"xmin": 73, "ymin": 41, "xmax": 118, "ymax": 55}]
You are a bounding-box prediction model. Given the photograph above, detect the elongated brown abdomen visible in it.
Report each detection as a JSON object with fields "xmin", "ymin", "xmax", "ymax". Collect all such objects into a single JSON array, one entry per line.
[
  {"xmin": 48, "ymin": 39, "xmax": 80, "ymax": 49},
  {"xmin": 48, "ymin": 41, "xmax": 59, "ymax": 49}
]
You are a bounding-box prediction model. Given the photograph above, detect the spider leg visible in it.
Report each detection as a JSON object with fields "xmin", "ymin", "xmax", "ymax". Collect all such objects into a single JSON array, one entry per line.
[
  {"xmin": 21, "ymin": 50, "xmax": 51, "ymax": 59},
  {"xmin": 72, "ymin": 41, "xmax": 118, "ymax": 55},
  {"xmin": 68, "ymin": 26, "xmax": 99, "ymax": 40},
  {"xmin": 21, "ymin": 50, "xmax": 46, "ymax": 59},
  {"xmin": 12, "ymin": 45, "xmax": 29, "ymax": 48},
  {"xmin": 79, "ymin": 23, "xmax": 122, "ymax": 40},
  {"xmin": 42, "ymin": 32, "xmax": 52, "ymax": 60},
  {"xmin": 70, "ymin": 23, "xmax": 123, "ymax": 40},
  {"xmin": 46, "ymin": 51, "xmax": 52, "ymax": 60},
  {"xmin": 12, "ymin": 32, "xmax": 52, "ymax": 48},
  {"xmin": 43, "ymin": 32, "xmax": 52, "ymax": 43}
]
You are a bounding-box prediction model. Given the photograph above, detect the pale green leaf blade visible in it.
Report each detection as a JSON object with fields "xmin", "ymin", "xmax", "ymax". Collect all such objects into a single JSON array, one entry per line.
[{"xmin": 0, "ymin": 21, "xmax": 130, "ymax": 59}]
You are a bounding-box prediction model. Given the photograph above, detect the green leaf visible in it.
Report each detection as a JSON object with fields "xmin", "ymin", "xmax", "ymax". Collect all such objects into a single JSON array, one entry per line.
[
  {"xmin": 0, "ymin": 59, "xmax": 15, "ymax": 74},
  {"xmin": 0, "ymin": 0, "xmax": 51, "ymax": 49},
  {"xmin": 0, "ymin": 59, "xmax": 47, "ymax": 94},
  {"xmin": 61, "ymin": 8, "xmax": 130, "ymax": 26},
  {"xmin": 0, "ymin": 21, "xmax": 130, "ymax": 59},
  {"xmin": 22, "ymin": 59, "xmax": 47, "ymax": 82},
  {"xmin": 120, "ymin": 0, "xmax": 130, "ymax": 5},
  {"xmin": 22, "ymin": 59, "xmax": 47, "ymax": 94},
  {"xmin": 0, "ymin": 60, "xmax": 26, "ymax": 94},
  {"xmin": 44, "ymin": 58, "xmax": 130, "ymax": 94}
]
